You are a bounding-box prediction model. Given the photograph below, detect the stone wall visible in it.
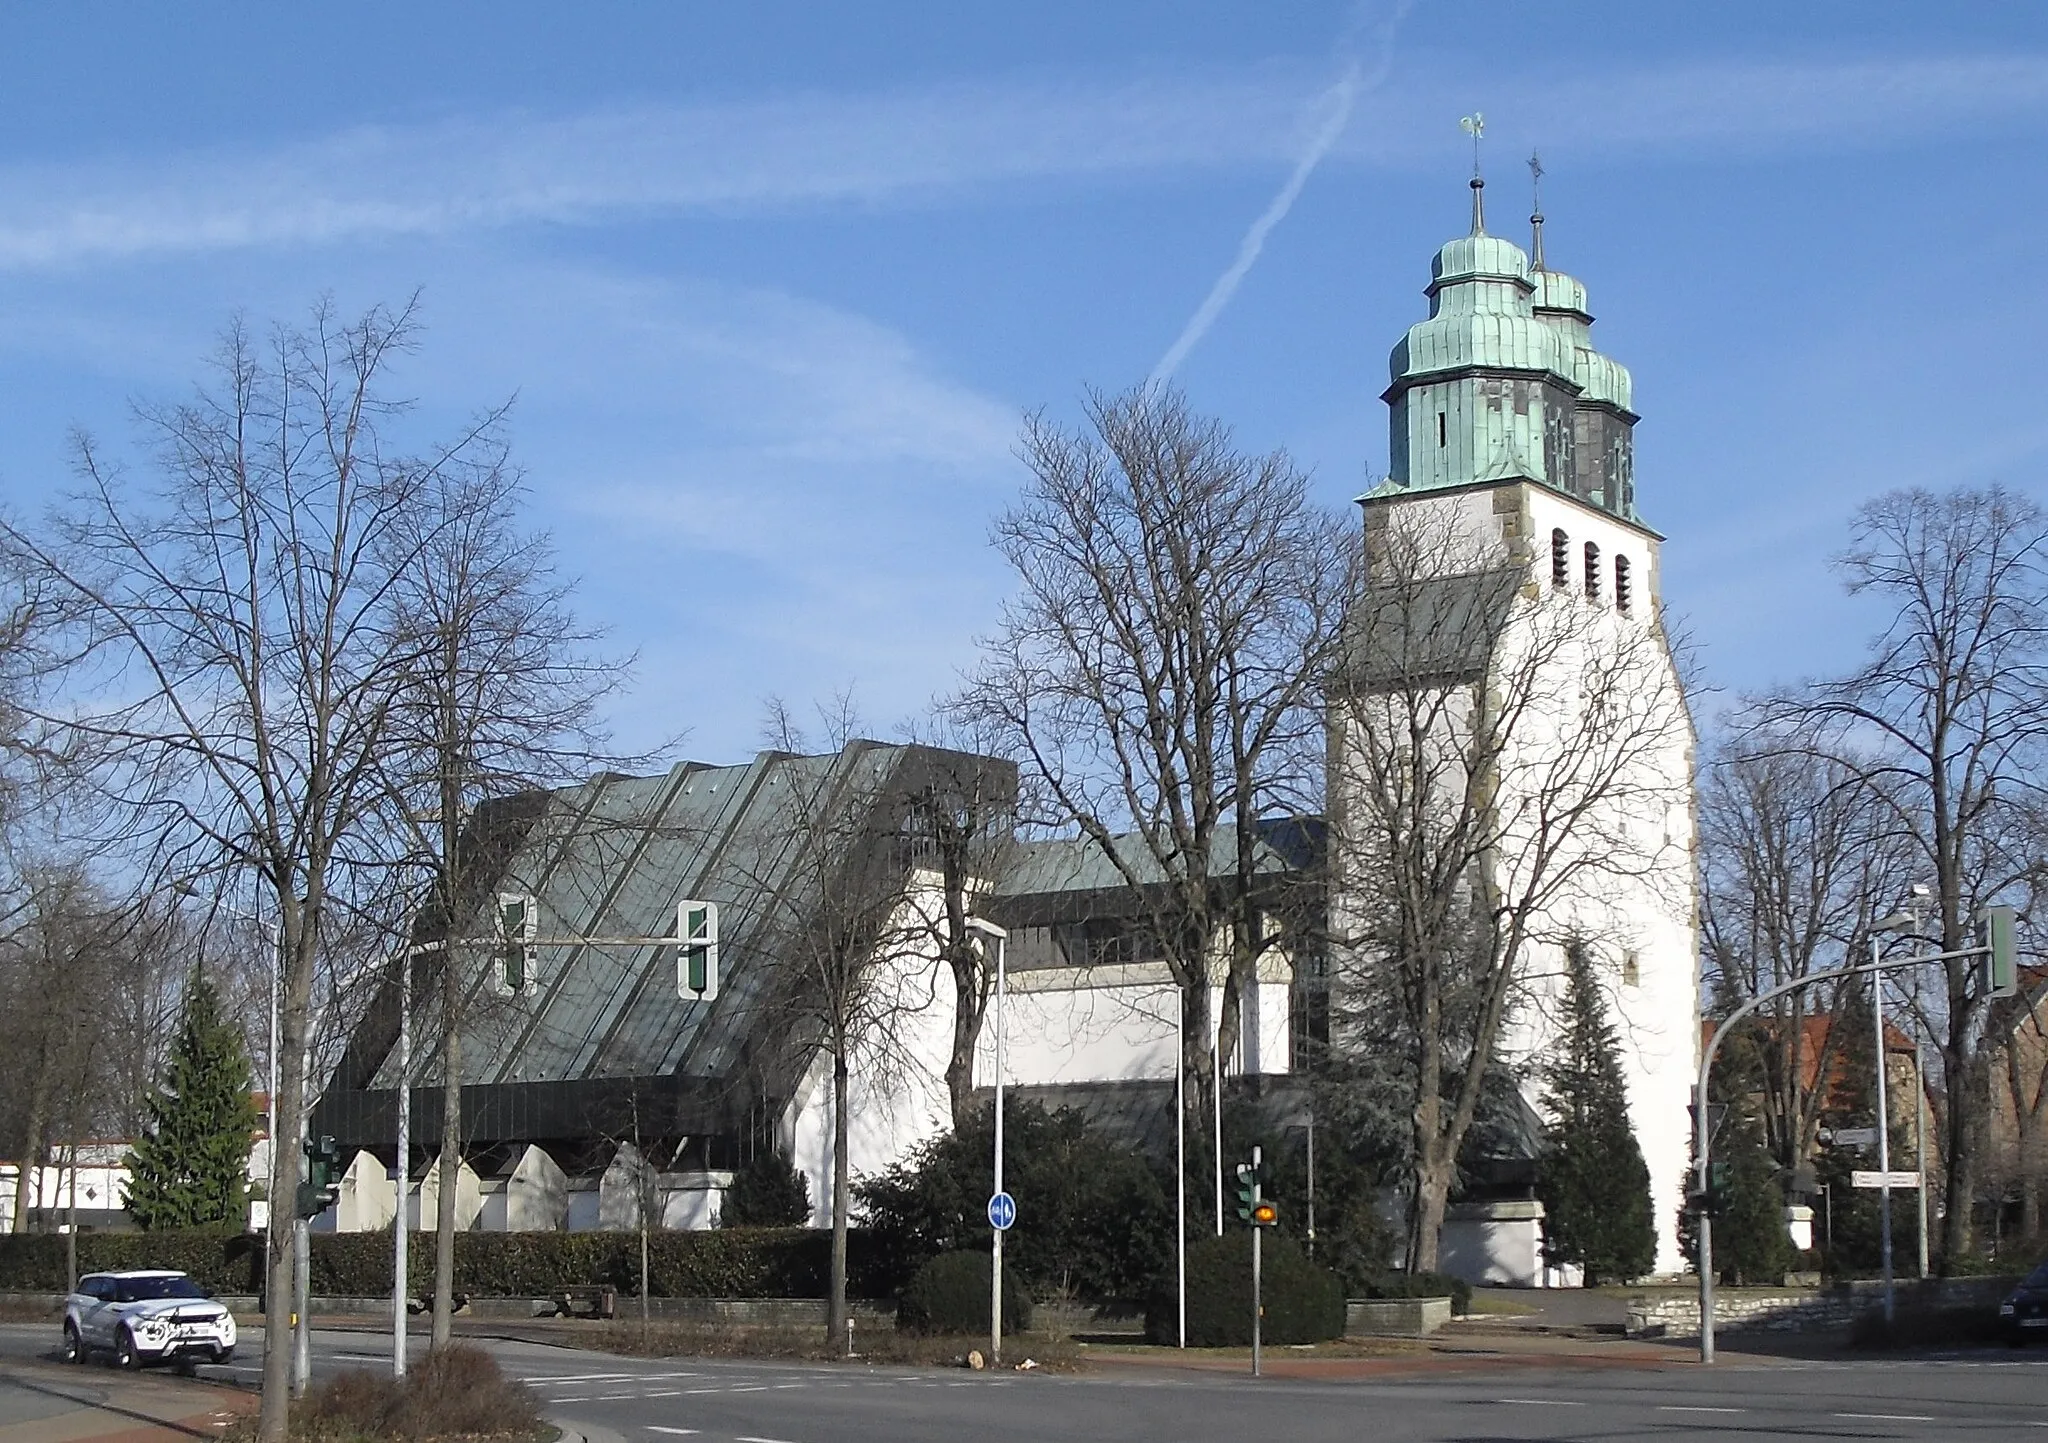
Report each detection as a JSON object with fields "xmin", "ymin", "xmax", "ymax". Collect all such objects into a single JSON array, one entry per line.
[{"xmin": 1626, "ymin": 1277, "xmax": 2012, "ymax": 1339}]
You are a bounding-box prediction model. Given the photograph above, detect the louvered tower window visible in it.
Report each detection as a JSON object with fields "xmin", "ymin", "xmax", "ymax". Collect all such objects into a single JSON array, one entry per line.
[
  {"xmin": 1584, "ymin": 541, "xmax": 1601, "ymax": 601},
  {"xmin": 1615, "ymin": 554, "xmax": 1633, "ymax": 615},
  {"xmin": 1551, "ymin": 528, "xmax": 1569, "ymax": 589}
]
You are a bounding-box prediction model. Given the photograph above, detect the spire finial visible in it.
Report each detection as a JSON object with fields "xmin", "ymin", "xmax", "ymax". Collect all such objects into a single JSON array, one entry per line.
[
  {"xmin": 1527, "ymin": 149, "xmax": 1546, "ymax": 270},
  {"xmin": 1459, "ymin": 113, "xmax": 1486, "ymax": 234}
]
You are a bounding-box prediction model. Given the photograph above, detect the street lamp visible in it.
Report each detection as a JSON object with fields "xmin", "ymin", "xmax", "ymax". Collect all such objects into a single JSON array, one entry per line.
[
  {"xmin": 964, "ymin": 916, "xmax": 1008, "ymax": 1368},
  {"xmin": 1870, "ymin": 910, "xmax": 1918, "ymax": 1331}
]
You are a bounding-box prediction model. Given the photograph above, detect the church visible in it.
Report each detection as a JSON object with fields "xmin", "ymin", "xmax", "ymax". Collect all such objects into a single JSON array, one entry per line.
[
  {"xmin": 307, "ymin": 168, "xmax": 1699, "ymax": 1287},
  {"xmin": 1326, "ymin": 166, "xmax": 1699, "ymax": 1279}
]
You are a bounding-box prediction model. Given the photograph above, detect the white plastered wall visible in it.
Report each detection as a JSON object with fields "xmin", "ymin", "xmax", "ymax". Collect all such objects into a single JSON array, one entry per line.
[{"xmin": 1338, "ymin": 482, "xmax": 1699, "ymax": 1279}]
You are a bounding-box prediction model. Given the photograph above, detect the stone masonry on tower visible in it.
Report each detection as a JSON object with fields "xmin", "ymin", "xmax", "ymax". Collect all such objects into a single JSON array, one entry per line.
[{"xmin": 1326, "ymin": 172, "xmax": 1701, "ymax": 1283}]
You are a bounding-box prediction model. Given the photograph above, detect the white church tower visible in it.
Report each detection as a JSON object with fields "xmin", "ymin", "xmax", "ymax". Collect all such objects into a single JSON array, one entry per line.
[{"xmin": 1330, "ymin": 165, "xmax": 1699, "ymax": 1281}]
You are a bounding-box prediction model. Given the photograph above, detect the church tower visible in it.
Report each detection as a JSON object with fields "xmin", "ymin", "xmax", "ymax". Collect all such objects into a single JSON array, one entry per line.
[{"xmin": 1330, "ymin": 166, "xmax": 1700, "ymax": 1282}]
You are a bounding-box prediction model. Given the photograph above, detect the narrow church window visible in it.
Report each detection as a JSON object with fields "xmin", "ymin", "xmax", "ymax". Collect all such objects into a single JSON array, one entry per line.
[
  {"xmin": 1437, "ymin": 411, "xmax": 1447, "ymax": 448},
  {"xmin": 1583, "ymin": 541, "xmax": 1601, "ymax": 600},
  {"xmin": 1550, "ymin": 528, "xmax": 1569, "ymax": 589},
  {"xmin": 1615, "ymin": 554, "xmax": 1633, "ymax": 614}
]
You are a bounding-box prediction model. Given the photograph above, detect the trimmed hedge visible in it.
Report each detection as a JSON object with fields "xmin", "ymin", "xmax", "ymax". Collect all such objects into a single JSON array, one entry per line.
[
  {"xmin": 1145, "ymin": 1230, "xmax": 1345, "ymax": 1346},
  {"xmin": 1355, "ymin": 1270, "xmax": 1471, "ymax": 1317},
  {"xmin": 0, "ymin": 1226, "xmax": 886, "ymax": 1300},
  {"xmin": 896, "ymin": 1250, "xmax": 1033, "ymax": 1335}
]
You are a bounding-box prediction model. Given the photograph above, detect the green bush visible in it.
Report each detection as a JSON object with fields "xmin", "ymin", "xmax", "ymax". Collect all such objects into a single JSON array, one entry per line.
[
  {"xmin": 1354, "ymin": 1269, "xmax": 1471, "ymax": 1316},
  {"xmin": 856, "ymin": 1101, "xmax": 1171, "ymax": 1303},
  {"xmin": 896, "ymin": 1249, "xmax": 1033, "ymax": 1335},
  {"xmin": 720, "ymin": 1154, "xmax": 812, "ymax": 1228},
  {"xmin": 1144, "ymin": 1230, "xmax": 1345, "ymax": 1346},
  {"xmin": 0, "ymin": 1226, "xmax": 886, "ymax": 1300}
]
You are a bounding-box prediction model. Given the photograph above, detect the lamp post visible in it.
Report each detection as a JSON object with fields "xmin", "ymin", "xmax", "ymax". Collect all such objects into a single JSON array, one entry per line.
[
  {"xmin": 965, "ymin": 917, "xmax": 1007, "ymax": 1368},
  {"xmin": 1870, "ymin": 910, "xmax": 1918, "ymax": 1331}
]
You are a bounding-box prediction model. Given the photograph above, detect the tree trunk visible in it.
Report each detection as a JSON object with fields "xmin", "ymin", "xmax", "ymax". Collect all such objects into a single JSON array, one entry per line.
[
  {"xmin": 258, "ymin": 911, "xmax": 314, "ymax": 1443},
  {"xmin": 828, "ymin": 1050, "xmax": 850, "ymax": 1351},
  {"xmin": 1410, "ymin": 1147, "xmax": 1454, "ymax": 1273},
  {"xmin": 432, "ymin": 1018, "xmax": 460, "ymax": 1347},
  {"xmin": 11, "ymin": 1084, "xmax": 46, "ymax": 1233}
]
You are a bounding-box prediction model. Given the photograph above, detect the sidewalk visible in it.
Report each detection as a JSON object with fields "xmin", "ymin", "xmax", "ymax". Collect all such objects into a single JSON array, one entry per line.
[{"xmin": 0, "ymin": 1359, "xmax": 250, "ymax": 1443}]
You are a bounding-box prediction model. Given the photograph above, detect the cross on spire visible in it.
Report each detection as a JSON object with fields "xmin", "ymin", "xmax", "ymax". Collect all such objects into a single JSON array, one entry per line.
[{"xmin": 1528, "ymin": 150, "xmax": 1546, "ymax": 270}]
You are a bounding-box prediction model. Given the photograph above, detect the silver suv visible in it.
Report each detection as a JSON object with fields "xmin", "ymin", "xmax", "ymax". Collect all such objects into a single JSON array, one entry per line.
[{"xmin": 62, "ymin": 1270, "xmax": 237, "ymax": 1372}]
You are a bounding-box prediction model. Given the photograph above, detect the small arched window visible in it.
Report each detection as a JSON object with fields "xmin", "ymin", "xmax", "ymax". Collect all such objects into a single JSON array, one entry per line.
[
  {"xmin": 1437, "ymin": 411, "xmax": 1447, "ymax": 448},
  {"xmin": 1583, "ymin": 541, "xmax": 1601, "ymax": 601},
  {"xmin": 1615, "ymin": 554, "xmax": 1633, "ymax": 615},
  {"xmin": 1550, "ymin": 528, "xmax": 1570, "ymax": 589}
]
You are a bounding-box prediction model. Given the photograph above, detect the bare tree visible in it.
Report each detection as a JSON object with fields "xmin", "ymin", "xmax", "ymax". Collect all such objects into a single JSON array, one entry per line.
[
  {"xmin": 1325, "ymin": 501, "xmax": 1692, "ymax": 1270},
  {"xmin": 374, "ymin": 449, "xmax": 638, "ymax": 1347},
  {"xmin": 895, "ymin": 715, "xmax": 1019, "ymax": 1127},
  {"xmin": 1755, "ymin": 486, "xmax": 2048, "ymax": 1265},
  {"xmin": 961, "ymin": 385, "xmax": 1349, "ymax": 1195},
  {"xmin": 742, "ymin": 702, "xmax": 955, "ymax": 1348},
  {"xmin": 0, "ymin": 299, "xmax": 509, "ymax": 1440},
  {"xmin": 1698, "ymin": 742, "xmax": 1909, "ymax": 1169}
]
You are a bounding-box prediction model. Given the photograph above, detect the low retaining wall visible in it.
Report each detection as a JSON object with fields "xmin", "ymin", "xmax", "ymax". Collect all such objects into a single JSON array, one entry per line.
[
  {"xmin": 1345, "ymin": 1297, "xmax": 1451, "ymax": 1338},
  {"xmin": 1626, "ymin": 1277, "xmax": 2012, "ymax": 1339}
]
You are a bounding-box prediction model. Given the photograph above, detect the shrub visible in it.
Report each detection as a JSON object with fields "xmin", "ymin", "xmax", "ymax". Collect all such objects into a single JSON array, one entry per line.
[
  {"xmin": 721, "ymin": 1154, "xmax": 812, "ymax": 1228},
  {"xmin": 896, "ymin": 1250, "xmax": 1033, "ymax": 1335},
  {"xmin": 1145, "ymin": 1230, "xmax": 1344, "ymax": 1346},
  {"xmin": 241, "ymin": 1343, "xmax": 544, "ymax": 1442},
  {"xmin": 0, "ymin": 1226, "xmax": 888, "ymax": 1300},
  {"xmin": 1354, "ymin": 1269, "xmax": 1471, "ymax": 1316},
  {"xmin": 856, "ymin": 1100, "xmax": 1171, "ymax": 1302}
]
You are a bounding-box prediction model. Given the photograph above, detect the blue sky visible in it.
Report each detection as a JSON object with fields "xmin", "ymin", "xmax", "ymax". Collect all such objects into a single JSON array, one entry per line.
[{"xmin": 1, "ymin": 3, "xmax": 2044, "ymax": 762}]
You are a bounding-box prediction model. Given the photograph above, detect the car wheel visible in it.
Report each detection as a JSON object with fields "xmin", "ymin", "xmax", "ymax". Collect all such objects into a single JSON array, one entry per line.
[
  {"xmin": 114, "ymin": 1329, "xmax": 141, "ymax": 1371},
  {"xmin": 62, "ymin": 1322, "xmax": 84, "ymax": 1364}
]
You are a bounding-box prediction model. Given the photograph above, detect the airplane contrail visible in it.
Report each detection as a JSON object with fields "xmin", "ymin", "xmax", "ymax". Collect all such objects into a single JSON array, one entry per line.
[{"xmin": 1150, "ymin": 2, "xmax": 1412, "ymax": 385}]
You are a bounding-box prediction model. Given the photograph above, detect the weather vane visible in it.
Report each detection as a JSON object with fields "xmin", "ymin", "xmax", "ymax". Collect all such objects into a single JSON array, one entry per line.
[
  {"xmin": 1459, "ymin": 113, "xmax": 1485, "ymax": 178},
  {"xmin": 1527, "ymin": 150, "xmax": 1545, "ymax": 268}
]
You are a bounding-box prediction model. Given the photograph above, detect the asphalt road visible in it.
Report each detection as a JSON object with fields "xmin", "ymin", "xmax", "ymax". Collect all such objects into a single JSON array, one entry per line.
[{"xmin": 3, "ymin": 1321, "xmax": 2045, "ymax": 1441}]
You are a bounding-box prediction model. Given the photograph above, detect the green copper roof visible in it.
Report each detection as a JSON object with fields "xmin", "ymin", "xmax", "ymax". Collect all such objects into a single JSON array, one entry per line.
[{"xmin": 1375, "ymin": 191, "xmax": 1640, "ymax": 521}]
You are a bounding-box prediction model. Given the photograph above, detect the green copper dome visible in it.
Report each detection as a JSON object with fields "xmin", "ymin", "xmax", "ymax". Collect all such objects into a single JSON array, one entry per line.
[{"xmin": 1375, "ymin": 184, "xmax": 1641, "ymax": 522}]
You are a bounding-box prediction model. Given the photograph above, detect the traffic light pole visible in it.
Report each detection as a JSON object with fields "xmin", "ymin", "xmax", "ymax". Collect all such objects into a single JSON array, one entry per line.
[
  {"xmin": 1692, "ymin": 927, "xmax": 2006, "ymax": 1365},
  {"xmin": 1250, "ymin": 1144, "xmax": 1263, "ymax": 1379}
]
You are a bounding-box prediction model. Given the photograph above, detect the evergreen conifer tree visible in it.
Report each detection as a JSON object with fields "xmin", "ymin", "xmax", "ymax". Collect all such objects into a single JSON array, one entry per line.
[
  {"xmin": 123, "ymin": 969, "xmax": 260, "ymax": 1231},
  {"xmin": 1535, "ymin": 943, "xmax": 1656, "ymax": 1284}
]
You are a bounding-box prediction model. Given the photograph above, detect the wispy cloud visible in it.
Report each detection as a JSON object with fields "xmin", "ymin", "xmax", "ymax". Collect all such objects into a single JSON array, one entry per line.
[
  {"xmin": 0, "ymin": 52, "xmax": 2044, "ymax": 272},
  {"xmin": 1153, "ymin": 1, "xmax": 1413, "ymax": 382}
]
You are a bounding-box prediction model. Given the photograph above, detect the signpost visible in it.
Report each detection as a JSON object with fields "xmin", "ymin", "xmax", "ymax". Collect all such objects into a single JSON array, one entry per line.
[
  {"xmin": 987, "ymin": 1192, "xmax": 1016, "ymax": 1231},
  {"xmin": 1851, "ymin": 1171, "xmax": 1921, "ymax": 1190}
]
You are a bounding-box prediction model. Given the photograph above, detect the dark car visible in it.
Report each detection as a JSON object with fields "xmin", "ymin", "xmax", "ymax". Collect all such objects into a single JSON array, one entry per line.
[{"xmin": 1999, "ymin": 1260, "xmax": 2048, "ymax": 1345}]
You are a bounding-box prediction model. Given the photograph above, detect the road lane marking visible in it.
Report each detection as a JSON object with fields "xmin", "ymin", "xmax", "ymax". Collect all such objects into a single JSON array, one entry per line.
[
  {"xmin": 735, "ymin": 1437, "xmax": 798, "ymax": 1443},
  {"xmin": 1834, "ymin": 1414, "xmax": 1936, "ymax": 1423},
  {"xmin": 648, "ymin": 1430, "xmax": 700, "ymax": 1437},
  {"xmin": 1496, "ymin": 1398, "xmax": 1583, "ymax": 1407},
  {"xmin": 1659, "ymin": 1406, "xmax": 1745, "ymax": 1414},
  {"xmin": 643, "ymin": 1390, "xmax": 682, "ymax": 1397},
  {"xmin": 600, "ymin": 1392, "xmax": 642, "ymax": 1399}
]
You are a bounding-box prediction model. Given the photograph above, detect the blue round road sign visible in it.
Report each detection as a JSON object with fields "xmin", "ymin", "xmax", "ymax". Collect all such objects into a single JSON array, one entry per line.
[{"xmin": 987, "ymin": 1191, "xmax": 1017, "ymax": 1230}]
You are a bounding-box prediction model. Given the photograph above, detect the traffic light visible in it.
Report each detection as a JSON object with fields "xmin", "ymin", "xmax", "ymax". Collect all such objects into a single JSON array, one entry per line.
[
  {"xmin": 1981, "ymin": 905, "xmax": 2019, "ymax": 999},
  {"xmin": 495, "ymin": 893, "xmax": 538, "ymax": 996},
  {"xmin": 1234, "ymin": 1162, "xmax": 1259, "ymax": 1224},
  {"xmin": 1689, "ymin": 1160, "xmax": 1733, "ymax": 1217},
  {"xmin": 677, "ymin": 900, "xmax": 719, "ymax": 1002},
  {"xmin": 296, "ymin": 1135, "xmax": 341, "ymax": 1218},
  {"xmin": 1250, "ymin": 1200, "xmax": 1278, "ymax": 1228}
]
